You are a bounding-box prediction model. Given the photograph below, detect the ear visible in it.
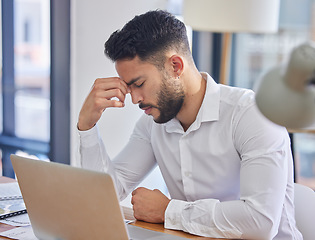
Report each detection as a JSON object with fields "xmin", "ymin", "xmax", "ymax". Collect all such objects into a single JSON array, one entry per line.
[{"xmin": 170, "ymin": 55, "xmax": 184, "ymax": 77}]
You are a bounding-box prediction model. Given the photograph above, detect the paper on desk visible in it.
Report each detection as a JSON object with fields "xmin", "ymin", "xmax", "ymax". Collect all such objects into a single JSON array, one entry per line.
[
  {"xmin": 0, "ymin": 183, "xmax": 22, "ymax": 199},
  {"xmin": 0, "ymin": 225, "xmax": 37, "ymax": 240},
  {"xmin": 0, "ymin": 213, "xmax": 31, "ymax": 226}
]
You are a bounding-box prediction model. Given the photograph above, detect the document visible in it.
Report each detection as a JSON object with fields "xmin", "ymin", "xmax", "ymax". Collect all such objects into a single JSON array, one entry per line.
[
  {"xmin": 0, "ymin": 182, "xmax": 22, "ymax": 198},
  {"xmin": 0, "ymin": 225, "xmax": 37, "ymax": 240},
  {"xmin": 0, "ymin": 182, "xmax": 27, "ymax": 219},
  {"xmin": 0, "ymin": 213, "xmax": 31, "ymax": 226}
]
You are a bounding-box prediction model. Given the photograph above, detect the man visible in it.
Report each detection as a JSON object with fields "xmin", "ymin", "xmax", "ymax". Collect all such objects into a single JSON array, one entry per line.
[{"xmin": 77, "ymin": 10, "xmax": 302, "ymax": 239}]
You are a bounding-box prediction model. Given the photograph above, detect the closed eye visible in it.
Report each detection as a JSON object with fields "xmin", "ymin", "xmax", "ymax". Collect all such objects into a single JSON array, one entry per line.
[{"xmin": 135, "ymin": 81, "xmax": 144, "ymax": 88}]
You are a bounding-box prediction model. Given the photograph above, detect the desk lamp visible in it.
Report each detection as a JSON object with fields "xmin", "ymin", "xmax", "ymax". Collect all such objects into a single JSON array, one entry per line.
[
  {"xmin": 255, "ymin": 42, "xmax": 315, "ymax": 129},
  {"xmin": 183, "ymin": 0, "xmax": 280, "ymax": 85}
]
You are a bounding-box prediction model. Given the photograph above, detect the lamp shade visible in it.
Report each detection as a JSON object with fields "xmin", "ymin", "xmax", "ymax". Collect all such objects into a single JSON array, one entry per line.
[
  {"xmin": 255, "ymin": 43, "xmax": 315, "ymax": 129},
  {"xmin": 183, "ymin": 0, "xmax": 280, "ymax": 33}
]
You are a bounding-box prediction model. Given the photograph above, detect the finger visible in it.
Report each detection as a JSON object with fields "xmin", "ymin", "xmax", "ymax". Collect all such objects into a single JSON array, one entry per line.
[
  {"xmin": 90, "ymin": 88, "xmax": 127, "ymax": 109},
  {"xmin": 136, "ymin": 187, "xmax": 147, "ymax": 192},
  {"xmin": 133, "ymin": 208, "xmax": 140, "ymax": 220},
  {"xmin": 103, "ymin": 88, "xmax": 127, "ymax": 103},
  {"xmin": 88, "ymin": 94, "xmax": 124, "ymax": 112},
  {"xmin": 153, "ymin": 189, "xmax": 162, "ymax": 194},
  {"xmin": 105, "ymin": 99, "xmax": 125, "ymax": 108},
  {"xmin": 94, "ymin": 77, "xmax": 129, "ymax": 95},
  {"xmin": 132, "ymin": 189, "xmax": 137, "ymax": 196},
  {"xmin": 93, "ymin": 82, "xmax": 128, "ymax": 104},
  {"xmin": 94, "ymin": 89, "xmax": 127, "ymax": 105}
]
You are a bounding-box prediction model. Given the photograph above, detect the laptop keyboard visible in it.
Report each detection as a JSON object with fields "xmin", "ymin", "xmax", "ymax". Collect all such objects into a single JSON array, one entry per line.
[{"xmin": 127, "ymin": 224, "xmax": 188, "ymax": 240}]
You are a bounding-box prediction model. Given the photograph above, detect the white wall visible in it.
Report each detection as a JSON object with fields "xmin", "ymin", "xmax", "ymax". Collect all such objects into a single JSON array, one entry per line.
[{"xmin": 70, "ymin": 0, "xmax": 169, "ymax": 205}]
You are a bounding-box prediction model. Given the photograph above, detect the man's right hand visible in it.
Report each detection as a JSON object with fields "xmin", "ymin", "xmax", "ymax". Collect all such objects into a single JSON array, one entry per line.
[{"xmin": 77, "ymin": 77, "xmax": 130, "ymax": 131}]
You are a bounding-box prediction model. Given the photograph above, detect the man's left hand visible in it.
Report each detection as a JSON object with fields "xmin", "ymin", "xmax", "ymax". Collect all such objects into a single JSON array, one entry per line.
[{"xmin": 131, "ymin": 187, "xmax": 170, "ymax": 223}]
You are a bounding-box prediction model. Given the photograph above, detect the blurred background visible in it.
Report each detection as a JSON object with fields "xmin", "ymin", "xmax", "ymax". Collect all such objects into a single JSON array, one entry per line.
[{"xmin": 0, "ymin": 0, "xmax": 314, "ymax": 202}]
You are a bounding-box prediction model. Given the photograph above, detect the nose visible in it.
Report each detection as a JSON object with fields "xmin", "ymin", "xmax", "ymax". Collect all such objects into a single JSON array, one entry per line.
[{"xmin": 130, "ymin": 89, "xmax": 143, "ymax": 104}]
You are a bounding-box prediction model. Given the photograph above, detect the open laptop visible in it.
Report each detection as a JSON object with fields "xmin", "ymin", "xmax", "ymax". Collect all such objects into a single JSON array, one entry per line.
[{"xmin": 10, "ymin": 154, "xmax": 186, "ymax": 240}]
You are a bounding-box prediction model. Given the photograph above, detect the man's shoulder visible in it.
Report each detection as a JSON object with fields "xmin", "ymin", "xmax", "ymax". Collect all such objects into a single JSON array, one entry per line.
[{"xmin": 219, "ymin": 84, "xmax": 256, "ymax": 108}]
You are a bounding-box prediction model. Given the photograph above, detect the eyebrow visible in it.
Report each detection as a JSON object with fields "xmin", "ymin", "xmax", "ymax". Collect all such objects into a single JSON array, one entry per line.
[{"xmin": 126, "ymin": 76, "xmax": 142, "ymax": 86}]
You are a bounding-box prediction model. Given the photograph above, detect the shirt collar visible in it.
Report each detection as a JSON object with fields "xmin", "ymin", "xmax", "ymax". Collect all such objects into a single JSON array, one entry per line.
[
  {"xmin": 164, "ymin": 72, "xmax": 220, "ymax": 133},
  {"xmin": 199, "ymin": 72, "xmax": 220, "ymax": 122}
]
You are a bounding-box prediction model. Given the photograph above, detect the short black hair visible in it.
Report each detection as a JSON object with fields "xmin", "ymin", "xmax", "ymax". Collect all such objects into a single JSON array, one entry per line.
[{"xmin": 104, "ymin": 10, "xmax": 191, "ymax": 68}]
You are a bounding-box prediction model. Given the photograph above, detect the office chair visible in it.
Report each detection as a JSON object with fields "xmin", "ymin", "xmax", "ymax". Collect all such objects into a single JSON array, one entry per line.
[{"xmin": 294, "ymin": 183, "xmax": 315, "ymax": 240}]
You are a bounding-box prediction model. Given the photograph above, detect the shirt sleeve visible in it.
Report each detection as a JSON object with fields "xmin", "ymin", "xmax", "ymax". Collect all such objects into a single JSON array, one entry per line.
[
  {"xmin": 165, "ymin": 104, "xmax": 293, "ymax": 240},
  {"xmin": 78, "ymin": 115, "xmax": 157, "ymax": 201}
]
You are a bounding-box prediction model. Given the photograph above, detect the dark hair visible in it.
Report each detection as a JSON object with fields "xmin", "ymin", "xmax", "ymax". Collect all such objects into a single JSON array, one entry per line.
[{"xmin": 104, "ymin": 10, "xmax": 191, "ymax": 68}]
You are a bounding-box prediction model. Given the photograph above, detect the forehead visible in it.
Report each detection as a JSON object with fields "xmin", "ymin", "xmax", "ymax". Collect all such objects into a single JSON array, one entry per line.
[{"xmin": 115, "ymin": 57, "xmax": 159, "ymax": 84}]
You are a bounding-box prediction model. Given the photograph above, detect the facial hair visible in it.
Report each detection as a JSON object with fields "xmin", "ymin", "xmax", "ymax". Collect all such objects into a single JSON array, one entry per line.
[{"xmin": 139, "ymin": 71, "xmax": 185, "ymax": 124}]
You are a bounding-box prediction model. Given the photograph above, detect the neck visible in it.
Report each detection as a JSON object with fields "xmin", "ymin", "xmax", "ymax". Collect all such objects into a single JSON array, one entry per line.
[{"xmin": 177, "ymin": 70, "xmax": 206, "ymax": 131}]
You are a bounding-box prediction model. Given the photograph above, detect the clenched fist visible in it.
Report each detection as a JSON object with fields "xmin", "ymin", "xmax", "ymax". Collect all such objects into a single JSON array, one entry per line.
[{"xmin": 131, "ymin": 187, "xmax": 170, "ymax": 223}]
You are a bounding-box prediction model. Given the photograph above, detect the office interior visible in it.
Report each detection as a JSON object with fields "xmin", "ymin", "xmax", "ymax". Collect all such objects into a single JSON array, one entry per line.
[{"xmin": 0, "ymin": 0, "xmax": 314, "ymax": 202}]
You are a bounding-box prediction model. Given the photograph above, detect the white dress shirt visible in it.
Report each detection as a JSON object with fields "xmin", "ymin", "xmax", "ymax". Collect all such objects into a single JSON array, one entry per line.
[{"xmin": 78, "ymin": 73, "xmax": 302, "ymax": 240}]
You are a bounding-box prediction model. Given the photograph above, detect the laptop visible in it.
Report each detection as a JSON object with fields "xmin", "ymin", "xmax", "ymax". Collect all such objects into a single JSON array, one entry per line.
[{"xmin": 10, "ymin": 154, "xmax": 186, "ymax": 240}]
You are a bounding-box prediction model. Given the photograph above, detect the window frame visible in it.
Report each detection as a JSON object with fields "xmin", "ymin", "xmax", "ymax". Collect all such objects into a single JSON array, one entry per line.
[{"xmin": 0, "ymin": 0, "xmax": 70, "ymax": 178}]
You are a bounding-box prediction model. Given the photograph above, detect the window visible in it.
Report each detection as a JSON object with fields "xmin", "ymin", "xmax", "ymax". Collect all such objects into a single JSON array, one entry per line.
[
  {"xmin": 231, "ymin": 0, "xmax": 314, "ymax": 90},
  {"xmin": 14, "ymin": 0, "xmax": 50, "ymax": 142},
  {"xmin": 230, "ymin": 0, "xmax": 315, "ymax": 189},
  {"xmin": 189, "ymin": 0, "xmax": 315, "ymax": 190},
  {"xmin": 0, "ymin": 0, "xmax": 70, "ymax": 178}
]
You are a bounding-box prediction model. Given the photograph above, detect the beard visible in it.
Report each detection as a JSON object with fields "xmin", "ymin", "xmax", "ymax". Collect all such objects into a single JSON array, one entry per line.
[{"xmin": 139, "ymin": 70, "xmax": 185, "ymax": 124}]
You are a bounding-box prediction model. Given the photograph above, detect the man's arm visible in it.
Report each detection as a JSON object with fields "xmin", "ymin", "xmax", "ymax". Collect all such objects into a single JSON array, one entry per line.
[
  {"xmin": 132, "ymin": 105, "xmax": 295, "ymax": 240},
  {"xmin": 78, "ymin": 110, "xmax": 157, "ymax": 200},
  {"xmin": 131, "ymin": 145, "xmax": 289, "ymax": 239}
]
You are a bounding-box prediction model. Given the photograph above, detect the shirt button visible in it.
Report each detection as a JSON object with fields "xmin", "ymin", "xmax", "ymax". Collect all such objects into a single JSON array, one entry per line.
[{"xmin": 184, "ymin": 172, "xmax": 192, "ymax": 178}]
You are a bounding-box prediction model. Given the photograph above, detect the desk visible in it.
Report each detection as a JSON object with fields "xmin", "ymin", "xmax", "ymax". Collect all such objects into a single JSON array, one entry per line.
[
  {"xmin": 122, "ymin": 206, "xmax": 218, "ymax": 240},
  {"xmin": 0, "ymin": 176, "xmax": 227, "ymax": 240}
]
